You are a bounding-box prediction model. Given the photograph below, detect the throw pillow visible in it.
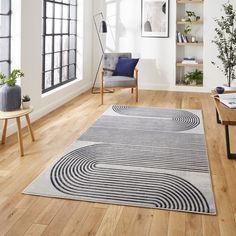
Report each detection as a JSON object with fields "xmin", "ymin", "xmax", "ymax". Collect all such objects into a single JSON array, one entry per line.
[{"xmin": 113, "ymin": 58, "xmax": 139, "ymax": 77}]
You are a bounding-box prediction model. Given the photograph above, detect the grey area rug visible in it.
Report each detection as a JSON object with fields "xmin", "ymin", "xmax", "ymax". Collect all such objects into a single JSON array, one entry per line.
[{"xmin": 24, "ymin": 105, "xmax": 216, "ymax": 215}]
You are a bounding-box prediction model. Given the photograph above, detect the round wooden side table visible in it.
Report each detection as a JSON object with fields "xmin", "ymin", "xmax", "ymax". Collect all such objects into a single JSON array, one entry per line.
[{"xmin": 0, "ymin": 106, "xmax": 35, "ymax": 156}]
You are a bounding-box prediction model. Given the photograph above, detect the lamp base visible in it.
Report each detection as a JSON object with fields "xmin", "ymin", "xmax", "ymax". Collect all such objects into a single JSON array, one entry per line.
[{"xmin": 91, "ymin": 87, "xmax": 115, "ymax": 94}]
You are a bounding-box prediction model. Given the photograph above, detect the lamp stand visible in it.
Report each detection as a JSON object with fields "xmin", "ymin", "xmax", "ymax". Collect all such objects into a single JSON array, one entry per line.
[{"xmin": 91, "ymin": 12, "xmax": 114, "ymax": 94}]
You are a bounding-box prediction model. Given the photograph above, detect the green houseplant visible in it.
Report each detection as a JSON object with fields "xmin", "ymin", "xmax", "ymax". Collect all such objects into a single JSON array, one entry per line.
[
  {"xmin": 184, "ymin": 69, "xmax": 203, "ymax": 86},
  {"xmin": 0, "ymin": 69, "xmax": 24, "ymax": 111},
  {"xmin": 212, "ymin": 2, "xmax": 236, "ymax": 87},
  {"xmin": 185, "ymin": 10, "xmax": 200, "ymax": 22}
]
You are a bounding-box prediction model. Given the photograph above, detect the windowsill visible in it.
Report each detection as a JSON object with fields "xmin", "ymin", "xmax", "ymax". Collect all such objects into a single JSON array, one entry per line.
[{"xmin": 41, "ymin": 78, "xmax": 81, "ymax": 98}]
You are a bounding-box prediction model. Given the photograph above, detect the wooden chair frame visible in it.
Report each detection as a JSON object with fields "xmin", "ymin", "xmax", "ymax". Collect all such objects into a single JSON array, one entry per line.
[{"xmin": 100, "ymin": 68, "xmax": 139, "ymax": 105}]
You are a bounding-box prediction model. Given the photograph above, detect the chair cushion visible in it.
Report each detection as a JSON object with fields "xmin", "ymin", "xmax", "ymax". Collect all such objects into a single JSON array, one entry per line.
[
  {"xmin": 113, "ymin": 58, "xmax": 139, "ymax": 77},
  {"xmin": 103, "ymin": 53, "xmax": 132, "ymax": 76},
  {"xmin": 104, "ymin": 76, "xmax": 137, "ymax": 88}
]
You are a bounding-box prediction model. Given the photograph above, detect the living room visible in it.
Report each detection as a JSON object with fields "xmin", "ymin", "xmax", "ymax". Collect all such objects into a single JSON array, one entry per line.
[{"xmin": 0, "ymin": 0, "xmax": 236, "ymax": 235}]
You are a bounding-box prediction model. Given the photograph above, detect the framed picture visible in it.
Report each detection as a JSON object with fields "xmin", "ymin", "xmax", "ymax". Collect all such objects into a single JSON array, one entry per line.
[{"xmin": 141, "ymin": 0, "xmax": 169, "ymax": 38}]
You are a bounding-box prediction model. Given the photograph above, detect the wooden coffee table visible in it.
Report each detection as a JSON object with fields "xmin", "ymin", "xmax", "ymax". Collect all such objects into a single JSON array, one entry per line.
[
  {"xmin": 0, "ymin": 106, "xmax": 35, "ymax": 156},
  {"xmin": 213, "ymin": 95, "xmax": 236, "ymax": 159}
]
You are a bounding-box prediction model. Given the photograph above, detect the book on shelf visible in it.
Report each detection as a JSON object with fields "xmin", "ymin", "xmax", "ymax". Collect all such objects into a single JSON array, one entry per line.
[
  {"xmin": 181, "ymin": 57, "xmax": 198, "ymax": 64},
  {"xmin": 176, "ymin": 32, "xmax": 189, "ymax": 43},
  {"xmin": 214, "ymin": 93, "xmax": 236, "ymax": 108}
]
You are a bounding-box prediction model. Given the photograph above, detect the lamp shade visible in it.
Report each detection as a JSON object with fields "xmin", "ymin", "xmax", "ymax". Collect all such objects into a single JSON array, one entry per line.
[{"xmin": 100, "ymin": 20, "xmax": 108, "ymax": 33}]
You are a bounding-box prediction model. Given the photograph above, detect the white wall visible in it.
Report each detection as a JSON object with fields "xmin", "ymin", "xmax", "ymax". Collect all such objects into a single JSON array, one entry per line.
[
  {"xmin": 5, "ymin": 0, "xmax": 93, "ymax": 136},
  {"xmin": 93, "ymin": 0, "xmax": 236, "ymax": 92}
]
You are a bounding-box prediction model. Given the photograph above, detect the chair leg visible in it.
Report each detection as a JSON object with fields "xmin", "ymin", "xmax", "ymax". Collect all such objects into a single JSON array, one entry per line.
[
  {"xmin": 136, "ymin": 86, "xmax": 138, "ymax": 102},
  {"xmin": 100, "ymin": 71, "xmax": 104, "ymax": 105},
  {"xmin": 131, "ymin": 88, "xmax": 134, "ymax": 94}
]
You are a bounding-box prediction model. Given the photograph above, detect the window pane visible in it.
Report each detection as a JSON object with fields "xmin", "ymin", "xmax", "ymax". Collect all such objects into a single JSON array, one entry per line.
[
  {"xmin": 0, "ymin": 16, "xmax": 10, "ymax": 37},
  {"xmin": 45, "ymin": 54, "xmax": 52, "ymax": 71},
  {"xmin": 54, "ymin": 35, "xmax": 61, "ymax": 51},
  {"xmin": 46, "ymin": 2, "xmax": 53, "ymax": 18},
  {"xmin": 63, "ymin": 5, "xmax": 69, "ymax": 18},
  {"xmin": 42, "ymin": 0, "xmax": 77, "ymax": 93},
  {"xmin": 0, "ymin": 62, "xmax": 9, "ymax": 76},
  {"xmin": 69, "ymin": 64, "xmax": 75, "ymax": 79},
  {"xmin": 0, "ymin": 0, "xmax": 10, "ymax": 14},
  {"xmin": 54, "ymin": 69, "xmax": 60, "ymax": 85},
  {"xmin": 54, "ymin": 52, "xmax": 61, "ymax": 68},
  {"xmin": 45, "ymin": 36, "xmax": 53, "ymax": 53},
  {"xmin": 70, "ymin": 6, "xmax": 76, "ymax": 19},
  {"xmin": 46, "ymin": 19, "xmax": 53, "ymax": 34},
  {"xmin": 69, "ymin": 35, "xmax": 76, "ymax": 49},
  {"xmin": 70, "ymin": 20, "xmax": 76, "ymax": 34},
  {"xmin": 70, "ymin": 0, "xmax": 76, "ymax": 5},
  {"xmin": 44, "ymin": 71, "xmax": 52, "ymax": 89},
  {"xmin": 62, "ymin": 20, "xmax": 68, "ymax": 33},
  {"xmin": 0, "ymin": 38, "xmax": 9, "ymax": 60},
  {"xmin": 62, "ymin": 66, "xmax": 68, "ymax": 81},
  {"xmin": 62, "ymin": 35, "xmax": 68, "ymax": 50},
  {"xmin": 69, "ymin": 50, "xmax": 75, "ymax": 64},
  {"xmin": 55, "ymin": 3, "xmax": 62, "ymax": 18},
  {"xmin": 62, "ymin": 51, "xmax": 68, "ymax": 66},
  {"xmin": 54, "ymin": 19, "xmax": 61, "ymax": 34}
]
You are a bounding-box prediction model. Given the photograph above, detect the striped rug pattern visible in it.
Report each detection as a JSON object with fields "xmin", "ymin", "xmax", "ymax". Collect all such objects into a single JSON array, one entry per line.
[{"xmin": 24, "ymin": 105, "xmax": 216, "ymax": 214}]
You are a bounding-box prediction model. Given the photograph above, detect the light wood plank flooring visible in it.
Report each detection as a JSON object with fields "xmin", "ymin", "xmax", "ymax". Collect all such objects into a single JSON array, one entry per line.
[{"xmin": 0, "ymin": 90, "xmax": 236, "ymax": 236}]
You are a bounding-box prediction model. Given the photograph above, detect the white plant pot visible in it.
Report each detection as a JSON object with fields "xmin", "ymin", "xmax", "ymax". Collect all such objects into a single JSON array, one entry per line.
[
  {"xmin": 190, "ymin": 80, "xmax": 197, "ymax": 86},
  {"xmin": 22, "ymin": 101, "xmax": 31, "ymax": 109}
]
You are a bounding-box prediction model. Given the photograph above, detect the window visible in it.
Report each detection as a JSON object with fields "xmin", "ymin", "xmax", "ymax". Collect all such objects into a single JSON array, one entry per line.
[
  {"xmin": 42, "ymin": 0, "xmax": 77, "ymax": 93},
  {"xmin": 0, "ymin": 0, "xmax": 11, "ymax": 76}
]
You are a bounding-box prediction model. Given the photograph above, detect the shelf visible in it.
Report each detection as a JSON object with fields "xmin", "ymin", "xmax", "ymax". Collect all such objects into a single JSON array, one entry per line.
[
  {"xmin": 177, "ymin": 20, "xmax": 203, "ymax": 25},
  {"xmin": 177, "ymin": 0, "xmax": 204, "ymax": 3},
  {"xmin": 176, "ymin": 42, "xmax": 203, "ymax": 46},
  {"xmin": 176, "ymin": 62, "xmax": 203, "ymax": 67},
  {"xmin": 176, "ymin": 83, "xmax": 203, "ymax": 87}
]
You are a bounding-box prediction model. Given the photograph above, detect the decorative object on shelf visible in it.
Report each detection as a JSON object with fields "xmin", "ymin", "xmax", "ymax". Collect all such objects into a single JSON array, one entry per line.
[
  {"xmin": 185, "ymin": 10, "xmax": 200, "ymax": 22},
  {"xmin": 184, "ymin": 69, "xmax": 203, "ymax": 86},
  {"xmin": 212, "ymin": 2, "xmax": 236, "ymax": 87},
  {"xmin": 0, "ymin": 69, "xmax": 24, "ymax": 111},
  {"xmin": 22, "ymin": 95, "xmax": 31, "ymax": 109},
  {"xmin": 215, "ymin": 86, "xmax": 225, "ymax": 94},
  {"xmin": 91, "ymin": 12, "xmax": 111, "ymax": 94},
  {"xmin": 141, "ymin": 0, "xmax": 169, "ymax": 37}
]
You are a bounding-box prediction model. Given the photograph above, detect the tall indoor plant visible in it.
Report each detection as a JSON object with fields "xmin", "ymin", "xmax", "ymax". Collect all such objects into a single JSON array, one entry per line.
[
  {"xmin": 0, "ymin": 69, "xmax": 24, "ymax": 111},
  {"xmin": 212, "ymin": 2, "xmax": 236, "ymax": 87}
]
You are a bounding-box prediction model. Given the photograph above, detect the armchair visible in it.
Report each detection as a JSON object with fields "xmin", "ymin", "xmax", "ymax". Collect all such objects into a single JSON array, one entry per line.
[{"xmin": 100, "ymin": 53, "xmax": 139, "ymax": 105}]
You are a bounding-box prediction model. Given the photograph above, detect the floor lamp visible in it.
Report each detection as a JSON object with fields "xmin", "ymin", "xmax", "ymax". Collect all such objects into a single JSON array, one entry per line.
[{"xmin": 91, "ymin": 12, "xmax": 113, "ymax": 94}]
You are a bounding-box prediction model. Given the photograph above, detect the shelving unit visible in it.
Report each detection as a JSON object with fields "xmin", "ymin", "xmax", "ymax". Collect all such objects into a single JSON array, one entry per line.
[{"xmin": 176, "ymin": 0, "xmax": 204, "ymax": 86}]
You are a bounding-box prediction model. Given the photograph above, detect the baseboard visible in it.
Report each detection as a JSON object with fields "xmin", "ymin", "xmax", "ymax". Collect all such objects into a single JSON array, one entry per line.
[
  {"xmin": 3, "ymin": 81, "xmax": 92, "ymax": 137},
  {"xmin": 140, "ymin": 83, "xmax": 211, "ymax": 93}
]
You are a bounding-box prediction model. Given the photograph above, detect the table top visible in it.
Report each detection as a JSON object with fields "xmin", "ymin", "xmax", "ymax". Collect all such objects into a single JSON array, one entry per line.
[
  {"xmin": 212, "ymin": 92, "xmax": 236, "ymax": 125},
  {"xmin": 0, "ymin": 106, "xmax": 33, "ymax": 119}
]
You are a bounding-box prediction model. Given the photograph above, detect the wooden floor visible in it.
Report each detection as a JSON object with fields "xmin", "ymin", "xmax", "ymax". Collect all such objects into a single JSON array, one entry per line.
[{"xmin": 0, "ymin": 90, "xmax": 236, "ymax": 236}]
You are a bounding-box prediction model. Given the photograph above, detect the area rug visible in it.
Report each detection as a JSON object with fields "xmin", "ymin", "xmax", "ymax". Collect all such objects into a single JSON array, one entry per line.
[{"xmin": 23, "ymin": 105, "xmax": 216, "ymax": 215}]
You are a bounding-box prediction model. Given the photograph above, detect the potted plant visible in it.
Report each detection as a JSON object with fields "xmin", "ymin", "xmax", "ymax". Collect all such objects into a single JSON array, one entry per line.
[
  {"xmin": 22, "ymin": 95, "xmax": 31, "ymax": 109},
  {"xmin": 212, "ymin": 2, "xmax": 236, "ymax": 87},
  {"xmin": 0, "ymin": 69, "xmax": 24, "ymax": 111},
  {"xmin": 184, "ymin": 69, "xmax": 203, "ymax": 86},
  {"xmin": 185, "ymin": 10, "xmax": 200, "ymax": 22}
]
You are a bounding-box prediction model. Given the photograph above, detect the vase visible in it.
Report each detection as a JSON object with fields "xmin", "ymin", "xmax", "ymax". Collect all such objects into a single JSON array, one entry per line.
[
  {"xmin": 22, "ymin": 101, "xmax": 31, "ymax": 109},
  {"xmin": 0, "ymin": 84, "xmax": 21, "ymax": 111}
]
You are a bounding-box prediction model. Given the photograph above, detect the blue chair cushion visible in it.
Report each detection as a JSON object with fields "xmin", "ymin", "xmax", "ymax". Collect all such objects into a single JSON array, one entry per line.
[{"xmin": 113, "ymin": 58, "xmax": 139, "ymax": 77}]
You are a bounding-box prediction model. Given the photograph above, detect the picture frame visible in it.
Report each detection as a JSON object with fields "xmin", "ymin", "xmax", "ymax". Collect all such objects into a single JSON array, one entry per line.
[{"xmin": 141, "ymin": 0, "xmax": 169, "ymax": 38}]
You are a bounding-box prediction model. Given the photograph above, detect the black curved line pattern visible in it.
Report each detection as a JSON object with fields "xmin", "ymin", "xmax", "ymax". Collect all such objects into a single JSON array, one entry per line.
[
  {"xmin": 112, "ymin": 105, "xmax": 200, "ymax": 131},
  {"xmin": 50, "ymin": 145, "xmax": 211, "ymax": 213}
]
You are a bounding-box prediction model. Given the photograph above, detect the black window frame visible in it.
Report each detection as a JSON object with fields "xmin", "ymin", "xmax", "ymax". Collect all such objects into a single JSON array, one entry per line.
[
  {"xmin": 42, "ymin": 0, "xmax": 78, "ymax": 94},
  {"xmin": 0, "ymin": 0, "xmax": 12, "ymax": 76}
]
